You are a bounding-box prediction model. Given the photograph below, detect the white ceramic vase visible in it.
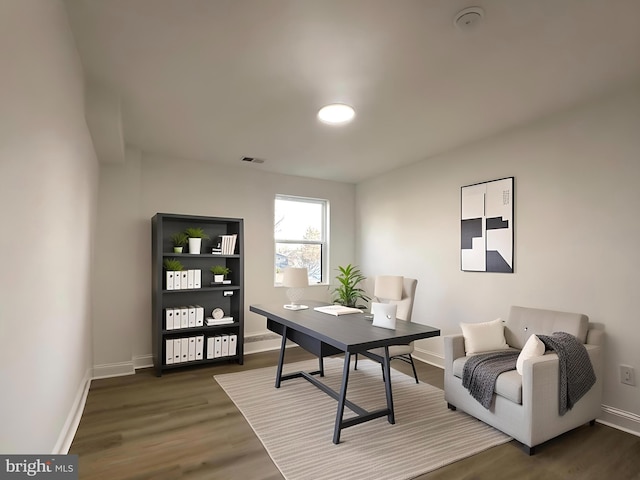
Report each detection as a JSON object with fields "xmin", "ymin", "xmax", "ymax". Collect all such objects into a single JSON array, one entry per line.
[{"xmin": 188, "ymin": 237, "xmax": 201, "ymax": 254}]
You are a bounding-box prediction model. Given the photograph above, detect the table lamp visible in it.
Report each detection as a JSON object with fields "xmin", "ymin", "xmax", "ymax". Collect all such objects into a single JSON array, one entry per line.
[{"xmin": 283, "ymin": 267, "xmax": 309, "ymax": 310}]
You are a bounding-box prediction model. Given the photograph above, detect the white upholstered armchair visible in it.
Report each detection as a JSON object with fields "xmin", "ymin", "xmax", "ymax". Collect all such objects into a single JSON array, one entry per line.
[
  {"xmin": 444, "ymin": 306, "xmax": 604, "ymax": 454},
  {"xmin": 357, "ymin": 276, "xmax": 419, "ymax": 382}
]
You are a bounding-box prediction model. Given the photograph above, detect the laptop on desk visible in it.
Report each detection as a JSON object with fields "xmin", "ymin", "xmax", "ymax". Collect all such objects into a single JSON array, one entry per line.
[{"xmin": 371, "ymin": 302, "xmax": 397, "ymax": 330}]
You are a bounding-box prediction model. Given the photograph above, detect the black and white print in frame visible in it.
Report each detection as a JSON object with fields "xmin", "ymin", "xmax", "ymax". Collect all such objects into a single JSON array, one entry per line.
[{"xmin": 460, "ymin": 177, "xmax": 514, "ymax": 273}]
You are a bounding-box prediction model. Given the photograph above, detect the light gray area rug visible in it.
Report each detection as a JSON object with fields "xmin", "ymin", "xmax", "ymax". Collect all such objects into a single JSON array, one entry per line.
[{"xmin": 214, "ymin": 357, "xmax": 511, "ymax": 480}]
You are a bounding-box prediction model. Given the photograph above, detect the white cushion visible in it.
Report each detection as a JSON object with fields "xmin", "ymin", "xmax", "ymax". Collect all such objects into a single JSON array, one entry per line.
[
  {"xmin": 516, "ymin": 334, "xmax": 546, "ymax": 375},
  {"xmin": 460, "ymin": 318, "xmax": 508, "ymax": 354}
]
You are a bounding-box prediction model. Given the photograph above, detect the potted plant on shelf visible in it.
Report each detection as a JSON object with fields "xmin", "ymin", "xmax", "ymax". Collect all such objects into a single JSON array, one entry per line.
[
  {"xmin": 332, "ymin": 264, "xmax": 370, "ymax": 309},
  {"xmin": 163, "ymin": 258, "xmax": 184, "ymax": 290},
  {"xmin": 163, "ymin": 258, "xmax": 184, "ymax": 271},
  {"xmin": 210, "ymin": 265, "xmax": 231, "ymax": 283},
  {"xmin": 170, "ymin": 232, "xmax": 188, "ymax": 253},
  {"xmin": 184, "ymin": 227, "xmax": 210, "ymax": 254}
]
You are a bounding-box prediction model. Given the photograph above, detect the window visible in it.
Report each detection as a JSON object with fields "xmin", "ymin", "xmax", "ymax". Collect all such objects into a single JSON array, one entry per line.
[{"xmin": 275, "ymin": 195, "xmax": 328, "ymax": 285}]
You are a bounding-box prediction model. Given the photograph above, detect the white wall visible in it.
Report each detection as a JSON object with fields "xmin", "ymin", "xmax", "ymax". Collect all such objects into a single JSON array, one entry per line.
[
  {"xmin": 92, "ymin": 152, "xmax": 356, "ymax": 373},
  {"xmin": 0, "ymin": 1, "xmax": 98, "ymax": 453},
  {"xmin": 356, "ymin": 83, "xmax": 640, "ymax": 434}
]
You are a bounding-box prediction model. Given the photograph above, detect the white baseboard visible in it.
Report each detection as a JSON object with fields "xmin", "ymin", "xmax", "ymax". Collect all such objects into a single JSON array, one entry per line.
[
  {"xmin": 412, "ymin": 347, "xmax": 444, "ymax": 369},
  {"xmin": 52, "ymin": 368, "xmax": 92, "ymax": 454},
  {"xmin": 599, "ymin": 405, "xmax": 640, "ymax": 437},
  {"xmin": 93, "ymin": 360, "xmax": 135, "ymax": 379},
  {"xmin": 244, "ymin": 331, "xmax": 283, "ymax": 355},
  {"xmin": 133, "ymin": 354, "xmax": 153, "ymax": 370}
]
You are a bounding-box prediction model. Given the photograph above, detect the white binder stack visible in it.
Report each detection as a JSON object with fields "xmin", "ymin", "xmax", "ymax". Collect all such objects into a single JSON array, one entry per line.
[
  {"xmin": 206, "ymin": 337, "xmax": 215, "ymax": 359},
  {"xmin": 165, "ymin": 339, "xmax": 174, "ymax": 364},
  {"xmin": 173, "ymin": 338, "xmax": 181, "ymax": 364},
  {"xmin": 195, "ymin": 335, "xmax": 204, "ymax": 360},
  {"xmin": 205, "ymin": 316, "xmax": 234, "ymax": 326},
  {"xmin": 180, "ymin": 307, "xmax": 189, "ymax": 329},
  {"xmin": 229, "ymin": 334, "xmax": 237, "ymax": 356},
  {"xmin": 219, "ymin": 234, "xmax": 237, "ymax": 255},
  {"xmin": 188, "ymin": 337, "xmax": 196, "ymax": 361},
  {"xmin": 166, "ymin": 271, "xmax": 175, "ymax": 291},
  {"xmin": 188, "ymin": 306, "xmax": 196, "ymax": 327},
  {"xmin": 195, "ymin": 305, "xmax": 204, "ymax": 326},
  {"xmin": 165, "ymin": 308, "xmax": 175, "ymax": 330},
  {"xmin": 180, "ymin": 338, "xmax": 189, "ymax": 362}
]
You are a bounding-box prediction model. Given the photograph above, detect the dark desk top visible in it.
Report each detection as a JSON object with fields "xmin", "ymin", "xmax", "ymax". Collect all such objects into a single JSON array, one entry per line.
[{"xmin": 250, "ymin": 301, "xmax": 440, "ymax": 353}]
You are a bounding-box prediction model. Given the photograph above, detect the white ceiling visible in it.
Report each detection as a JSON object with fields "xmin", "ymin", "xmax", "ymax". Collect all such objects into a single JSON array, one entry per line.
[{"xmin": 65, "ymin": 0, "xmax": 640, "ymax": 183}]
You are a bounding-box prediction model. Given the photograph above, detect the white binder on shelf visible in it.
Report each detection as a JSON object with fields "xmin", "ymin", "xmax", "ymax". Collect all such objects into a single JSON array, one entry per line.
[
  {"xmin": 229, "ymin": 234, "xmax": 237, "ymax": 254},
  {"xmin": 194, "ymin": 269, "xmax": 201, "ymax": 288},
  {"xmin": 165, "ymin": 308, "xmax": 175, "ymax": 330},
  {"xmin": 214, "ymin": 336, "xmax": 222, "ymax": 358},
  {"xmin": 187, "ymin": 269, "xmax": 194, "ymax": 289},
  {"xmin": 173, "ymin": 273, "xmax": 181, "ymax": 290},
  {"xmin": 165, "ymin": 339, "xmax": 174, "ymax": 365},
  {"xmin": 228, "ymin": 334, "xmax": 237, "ymax": 356},
  {"xmin": 173, "ymin": 338, "xmax": 181, "ymax": 364},
  {"xmin": 188, "ymin": 336, "xmax": 196, "ymax": 361},
  {"xmin": 206, "ymin": 336, "xmax": 215, "ymax": 359},
  {"xmin": 188, "ymin": 306, "xmax": 196, "ymax": 327},
  {"xmin": 166, "ymin": 271, "xmax": 175, "ymax": 291},
  {"xmin": 195, "ymin": 305, "xmax": 204, "ymax": 326},
  {"xmin": 220, "ymin": 234, "xmax": 237, "ymax": 255},
  {"xmin": 180, "ymin": 307, "xmax": 189, "ymax": 329},
  {"xmin": 173, "ymin": 309, "xmax": 181, "ymax": 330},
  {"xmin": 220, "ymin": 235, "xmax": 229, "ymax": 255},
  {"xmin": 195, "ymin": 335, "xmax": 204, "ymax": 360},
  {"xmin": 180, "ymin": 271, "xmax": 188, "ymax": 290},
  {"xmin": 180, "ymin": 337, "xmax": 189, "ymax": 362},
  {"xmin": 221, "ymin": 334, "xmax": 229, "ymax": 356}
]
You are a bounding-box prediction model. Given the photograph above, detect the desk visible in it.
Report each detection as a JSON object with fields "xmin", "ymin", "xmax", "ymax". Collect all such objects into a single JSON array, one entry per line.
[{"xmin": 249, "ymin": 302, "xmax": 440, "ymax": 443}]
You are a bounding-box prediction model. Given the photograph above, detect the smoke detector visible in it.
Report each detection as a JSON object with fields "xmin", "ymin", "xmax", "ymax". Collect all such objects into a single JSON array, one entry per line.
[{"xmin": 454, "ymin": 7, "xmax": 484, "ymax": 31}]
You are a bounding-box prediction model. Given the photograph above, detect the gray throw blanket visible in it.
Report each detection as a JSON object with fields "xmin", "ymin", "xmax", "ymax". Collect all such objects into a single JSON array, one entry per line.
[
  {"xmin": 537, "ymin": 332, "xmax": 596, "ymax": 416},
  {"xmin": 462, "ymin": 351, "xmax": 519, "ymax": 409}
]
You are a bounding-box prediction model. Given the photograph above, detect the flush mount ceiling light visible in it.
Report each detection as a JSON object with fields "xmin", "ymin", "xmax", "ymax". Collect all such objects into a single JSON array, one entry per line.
[{"xmin": 317, "ymin": 103, "xmax": 355, "ymax": 125}]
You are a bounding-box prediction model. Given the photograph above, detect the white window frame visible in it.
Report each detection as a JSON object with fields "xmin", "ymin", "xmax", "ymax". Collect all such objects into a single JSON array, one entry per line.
[{"xmin": 274, "ymin": 194, "xmax": 329, "ymax": 285}]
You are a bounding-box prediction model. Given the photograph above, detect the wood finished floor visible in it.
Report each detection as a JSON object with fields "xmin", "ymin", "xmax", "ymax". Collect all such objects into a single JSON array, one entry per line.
[{"xmin": 70, "ymin": 348, "xmax": 640, "ymax": 479}]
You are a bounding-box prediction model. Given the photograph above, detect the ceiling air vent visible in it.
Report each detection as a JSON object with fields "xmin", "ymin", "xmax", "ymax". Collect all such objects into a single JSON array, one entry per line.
[{"xmin": 241, "ymin": 156, "xmax": 265, "ymax": 164}]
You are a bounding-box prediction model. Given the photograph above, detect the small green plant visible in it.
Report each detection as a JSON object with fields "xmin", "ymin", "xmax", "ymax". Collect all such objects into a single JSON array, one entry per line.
[
  {"xmin": 163, "ymin": 258, "xmax": 184, "ymax": 271},
  {"xmin": 170, "ymin": 232, "xmax": 189, "ymax": 247},
  {"xmin": 210, "ymin": 265, "xmax": 231, "ymax": 276},
  {"xmin": 184, "ymin": 227, "xmax": 210, "ymax": 239},
  {"xmin": 332, "ymin": 264, "xmax": 370, "ymax": 309}
]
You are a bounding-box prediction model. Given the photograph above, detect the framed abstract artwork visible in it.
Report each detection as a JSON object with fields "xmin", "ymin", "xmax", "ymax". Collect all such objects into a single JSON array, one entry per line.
[{"xmin": 461, "ymin": 177, "xmax": 514, "ymax": 273}]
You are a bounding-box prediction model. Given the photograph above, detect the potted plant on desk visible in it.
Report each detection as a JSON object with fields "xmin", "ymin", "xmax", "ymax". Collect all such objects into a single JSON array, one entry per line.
[{"xmin": 332, "ymin": 264, "xmax": 370, "ymax": 309}]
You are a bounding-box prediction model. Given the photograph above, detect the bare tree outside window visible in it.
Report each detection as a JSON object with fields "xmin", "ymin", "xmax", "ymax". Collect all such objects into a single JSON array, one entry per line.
[{"xmin": 275, "ymin": 195, "xmax": 328, "ymax": 285}]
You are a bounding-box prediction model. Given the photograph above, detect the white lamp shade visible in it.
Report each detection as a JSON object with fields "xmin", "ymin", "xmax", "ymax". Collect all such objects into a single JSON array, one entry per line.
[
  {"xmin": 283, "ymin": 267, "xmax": 309, "ymax": 288},
  {"xmin": 374, "ymin": 275, "xmax": 404, "ymax": 301}
]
